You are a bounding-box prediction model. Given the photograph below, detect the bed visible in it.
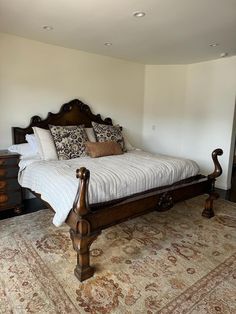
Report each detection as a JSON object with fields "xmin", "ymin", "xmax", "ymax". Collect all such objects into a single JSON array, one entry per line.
[{"xmin": 13, "ymin": 98, "xmax": 223, "ymax": 281}]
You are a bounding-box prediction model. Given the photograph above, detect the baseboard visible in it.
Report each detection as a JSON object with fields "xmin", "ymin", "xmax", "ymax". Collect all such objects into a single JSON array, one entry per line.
[
  {"xmin": 215, "ymin": 182, "xmax": 231, "ymax": 190},
  {"xmin": 215, "ymin": 188, "xmax": 231, "ymax": 200}
]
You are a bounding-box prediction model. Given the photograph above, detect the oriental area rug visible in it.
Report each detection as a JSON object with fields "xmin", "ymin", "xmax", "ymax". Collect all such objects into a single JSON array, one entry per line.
[{"xmin": 0, "ymin": 195, "xmax": 236, "ymax": 314}]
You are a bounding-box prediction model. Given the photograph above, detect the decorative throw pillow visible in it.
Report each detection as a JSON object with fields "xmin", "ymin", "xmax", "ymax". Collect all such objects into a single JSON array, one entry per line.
[
  {"xmin": 49, "ymin": 125, "xmax": 88, "ymax": 160},
  {"xmin": 92, "ymin": 122, "xmax": 126, "ymax": 151},
  {"xmin": 86, "ymin": 141, "xmax": 123, "ymax": 158}
]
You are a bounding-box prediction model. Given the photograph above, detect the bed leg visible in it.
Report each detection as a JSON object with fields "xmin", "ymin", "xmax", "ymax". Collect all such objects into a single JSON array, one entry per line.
[
  {"xmin": 68, "ymin": 167, "xmax": 100, "ymax": 281},
  {"xmin": 202, "ymin": 192, "xmax": 219, "ymax": 218},
  {"xmin": 70, "ymin": 228, "xmax": 100, "ymax": 282},
  {"xmin": 202, "ymin": 149, "xmax": 223, "ymax": 218}
]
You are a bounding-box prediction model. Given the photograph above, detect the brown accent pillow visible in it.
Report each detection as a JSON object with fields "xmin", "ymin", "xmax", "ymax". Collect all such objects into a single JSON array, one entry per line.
[{"xmin": 86, "ymin": 141, "xmax": 123, "ymax": 158}]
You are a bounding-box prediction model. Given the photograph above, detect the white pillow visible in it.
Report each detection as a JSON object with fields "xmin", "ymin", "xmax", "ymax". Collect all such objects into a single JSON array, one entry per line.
[
  {"xmin": 25, "ymin": 134, "xmax": 39, "ymax": 154},
  {"xmin": 85, "ymin": 128, "xmax": 96, "ymax": 142},
  {"xmin": 33, "ymin": 127, "xmax": 58, "ymax": 160},
  {"xmin": 8, "ymin": 143, "xmax": 37, "ymax": 157},
  {"xmin": 123, "ymin": 134, "xmax": 136, "ymax": 151}
]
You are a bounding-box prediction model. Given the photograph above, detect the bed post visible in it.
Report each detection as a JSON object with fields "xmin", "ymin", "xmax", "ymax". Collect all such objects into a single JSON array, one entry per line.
[
  {"xmin": 69, "ymin": 167, "xmax": 99, "ymax": 282},
  {"xmin": 202, "ymin": 148, "xmax": 223, "ymax": 218}
]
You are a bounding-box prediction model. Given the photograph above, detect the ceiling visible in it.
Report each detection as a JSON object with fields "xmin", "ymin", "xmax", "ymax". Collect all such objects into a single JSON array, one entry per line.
[{"xmin": 0, "ymin": 0, "xmax": 235, "ymax": 64}]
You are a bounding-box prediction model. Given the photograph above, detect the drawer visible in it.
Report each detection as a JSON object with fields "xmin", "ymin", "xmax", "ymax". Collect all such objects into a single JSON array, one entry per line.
[
  {"xmin": 0, "ymin": 158, "xmax": 18, "ymax": 167},
  {"xmin": 0, "ymin": 167, "xmax": 18, "ymax": 178},
  {"xmin": 0, "ymin": 179, "xmax": 20, "ymax": 191},
  {"xmin": 0, "ymin": 191, "xmax": 22, "ymax": 208}
]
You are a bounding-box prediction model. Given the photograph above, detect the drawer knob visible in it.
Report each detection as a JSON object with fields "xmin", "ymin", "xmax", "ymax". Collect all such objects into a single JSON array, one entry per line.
[
  {"xmin": 0, "ymin": 194, "xmax": 8, "ymax": 203},
  {"xmin": 0, "ymin": 160, "xmax": 6, "ymax": 166},
  {"xmin": 0, "ymin": 181, "xmax": 7, "ymax": 189},
  {"xmin": 0, "ymin": 169, "xmax": 6, "ymax": 176}
]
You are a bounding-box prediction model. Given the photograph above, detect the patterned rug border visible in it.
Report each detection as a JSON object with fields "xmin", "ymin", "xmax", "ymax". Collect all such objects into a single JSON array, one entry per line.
[
  {"xmin": 159, "ymin": 252, "xmax": 236, "ymax": 313},
  {"xmin": 15, "ymin": 233, "xmax": 78, "ymax": 313}
]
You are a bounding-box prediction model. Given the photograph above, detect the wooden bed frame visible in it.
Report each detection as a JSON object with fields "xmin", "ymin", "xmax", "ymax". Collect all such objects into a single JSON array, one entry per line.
[{"xmin": 13, "ymin": 98, "xmax": 223, "ymax": 282}]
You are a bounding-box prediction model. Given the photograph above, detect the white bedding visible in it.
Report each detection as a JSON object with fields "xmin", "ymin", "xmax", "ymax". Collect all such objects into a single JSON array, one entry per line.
[{"xmin": 18, "ymin": 150, "xmax": 199, "ymax": 226}]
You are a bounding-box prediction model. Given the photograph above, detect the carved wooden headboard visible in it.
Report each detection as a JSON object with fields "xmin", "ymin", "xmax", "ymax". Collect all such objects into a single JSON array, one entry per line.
[{"xmin": 13, "ymin": 99, "xmax": 113, "ymax": 144}]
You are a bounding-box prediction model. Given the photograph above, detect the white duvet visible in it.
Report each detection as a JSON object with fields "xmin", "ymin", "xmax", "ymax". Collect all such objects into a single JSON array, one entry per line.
[{"xmin": 18, "ymin": 150, "xmax": 199, "ymax": 226}]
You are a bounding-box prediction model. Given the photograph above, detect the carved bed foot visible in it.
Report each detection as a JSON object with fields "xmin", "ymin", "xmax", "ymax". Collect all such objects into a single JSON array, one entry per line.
[
  {"xmin": 202, "ymin": 192, "xmax": 219, "ymax": 218},
  {"xmin": 70, "ymin": 228, "xmax": 99, "ymax": 282}
]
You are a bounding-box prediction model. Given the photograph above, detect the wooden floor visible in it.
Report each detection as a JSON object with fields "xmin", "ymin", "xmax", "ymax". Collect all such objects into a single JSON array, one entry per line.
[{"xmin": 0, "ymin": 198, "xmax": 45, "ymax": 221}]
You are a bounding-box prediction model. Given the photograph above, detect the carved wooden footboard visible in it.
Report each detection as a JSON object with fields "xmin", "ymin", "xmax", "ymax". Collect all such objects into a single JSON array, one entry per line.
[
  {"xmin": 12, "ymin": 98, "xmax": 223, "ymax": 282},
  {"xmin": 66, "ymin": 148, "xmax": 223, "ymax": 282}
]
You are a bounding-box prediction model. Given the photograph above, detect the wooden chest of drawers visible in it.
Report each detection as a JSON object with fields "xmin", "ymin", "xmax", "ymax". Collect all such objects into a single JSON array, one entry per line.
[{"xmin": 0, "ymin": 150, "xmax": 23, "ymax": 213}]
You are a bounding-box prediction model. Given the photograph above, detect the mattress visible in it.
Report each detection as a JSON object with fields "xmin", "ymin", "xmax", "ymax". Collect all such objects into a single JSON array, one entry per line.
[{"xmin": 18, "ymin": 150, "xmax": 199, "ymax": 226}]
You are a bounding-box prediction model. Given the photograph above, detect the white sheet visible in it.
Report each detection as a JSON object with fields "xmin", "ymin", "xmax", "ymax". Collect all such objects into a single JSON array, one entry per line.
[{"xmin": 18, "ymin": 150, "xmax": 199, "ymax": 226}]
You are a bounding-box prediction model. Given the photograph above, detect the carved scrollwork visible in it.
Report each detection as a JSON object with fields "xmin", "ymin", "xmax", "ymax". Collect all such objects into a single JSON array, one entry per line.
[
  {"xmin": 31, "ymin": 115, "xmax": 42, "ymax": 123},
  {"xmin": 208, "ymin": 148, "xmax": 223, "ymax": 180},
  {"xmin": 13, "ymin": 98, "xmax": 113, "ymax": 145},
  {"xmin": 81, "ymin": 104, "xmax": 90, "ymax": 113},
  {"xmin": 63, "ymin": 104, "xmax": 73, "ymax": 112},
  {"xmin": 62, "ymin": 103, "xmax": 73, "ymax": 112},
  {"xmin": 156, "ymin": 192, "xmax": 174, "ymax": 211},
  {"xmin": 104, "ymin": 117, "xmax": 113, "ymax": 125}
]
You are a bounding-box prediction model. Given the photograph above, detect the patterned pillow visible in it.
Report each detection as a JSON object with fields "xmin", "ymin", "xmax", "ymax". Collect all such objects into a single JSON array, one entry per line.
[
  {"xmin": 92, "ymin": 122, "xmax": 126, "ymax": 152},
  {"xmin": 49, "ymin": 125, "xmax": 88, "ymax": 160}
]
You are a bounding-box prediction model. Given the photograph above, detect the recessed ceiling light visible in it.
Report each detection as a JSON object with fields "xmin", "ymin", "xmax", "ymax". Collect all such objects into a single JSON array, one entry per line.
[
  {"xmin": 104, "ymin": 42, "xmax": 112, "ymax": 46},
  {"xmin": 209, "ymin": 43, "xmax": 219, "ymax": 47},
  {"xmin": 133, "ymin": 11, "xmax": 146, "ymax": 18},
  {"xmin": 220, "ymin": 52, "xmax": 228, "ymax": 58},
  {"xmin": 42, "ymin": 25, "xmax": 54, "ymax": 31}
]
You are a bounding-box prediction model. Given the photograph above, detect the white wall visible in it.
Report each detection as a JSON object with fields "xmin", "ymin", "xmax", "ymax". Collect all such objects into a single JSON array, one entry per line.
[
  {"xmin": 143, "ymin": 57, "xmax": 236, "ymax": 189},
  {"xmin": 0, "ymin": 33, "xmax": 145, "ymax": 148},
  {"xmin": 183, "ymin": 57, "xmax": 236, "ymax": 189},
  {"xmin": 143, "ymin": 65, "xmax": 187, "ymax": 157}
]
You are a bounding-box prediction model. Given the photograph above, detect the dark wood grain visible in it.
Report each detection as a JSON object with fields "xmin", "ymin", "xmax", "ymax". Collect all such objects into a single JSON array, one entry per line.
[
  {"xmin": 0, "ymin": 150, "xmax": 23, "ymax": 213},
  {"xmin": 13, "ymin": 99, "xmax": 112, "ymax": 144}
]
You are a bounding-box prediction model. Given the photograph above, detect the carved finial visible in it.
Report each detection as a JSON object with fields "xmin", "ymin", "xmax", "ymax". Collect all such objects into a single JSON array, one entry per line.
[
  {"xmin": 76, "ymin": 167, "xmax": 90, "ymax": 180},
  {"xmin": 208, "ymin": 148, "xmax": 223, "ymax": 180},
  {"xmin": 212, "ymin": 148, "xmax": 223, "ymax": 158},
  {"xmin": 73, "ymin": 167, "xmax": 90, "ymax": 217}
]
